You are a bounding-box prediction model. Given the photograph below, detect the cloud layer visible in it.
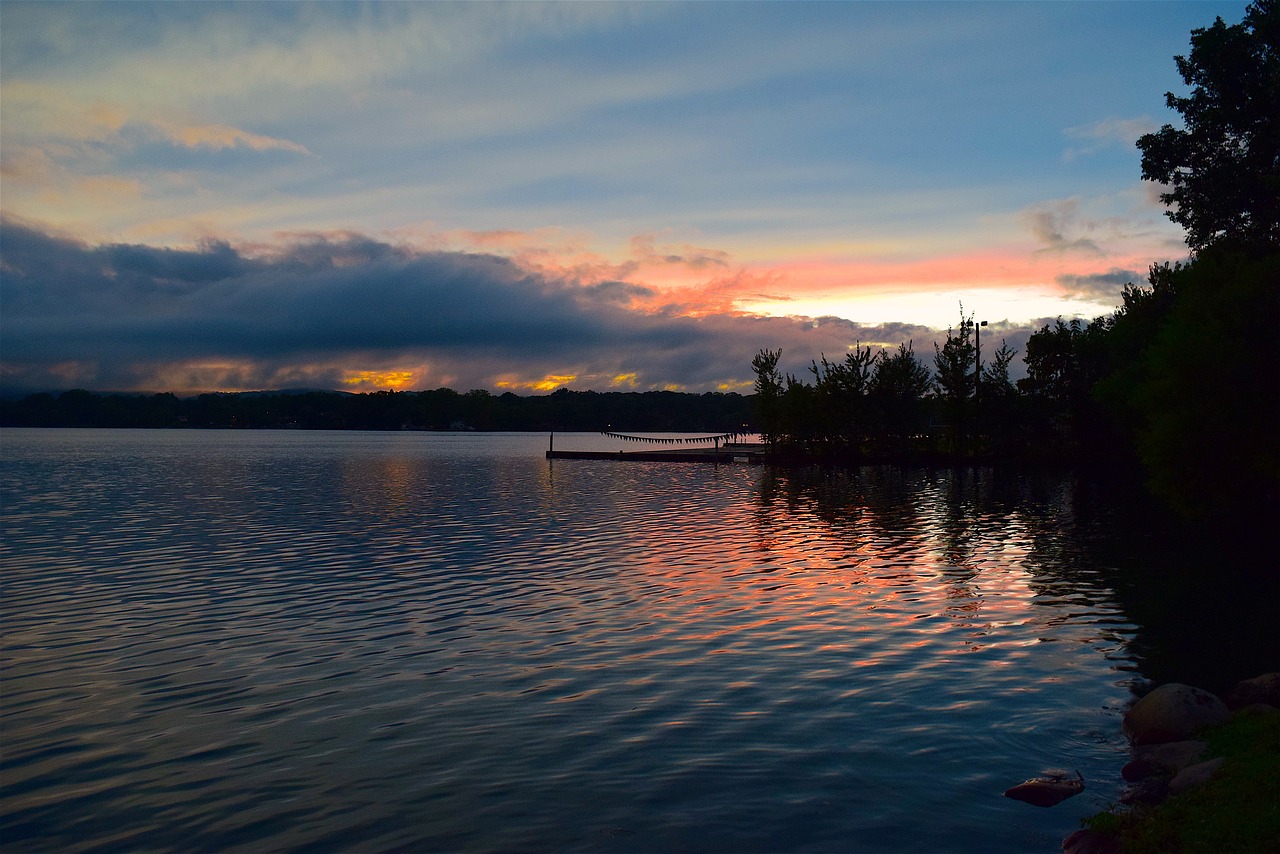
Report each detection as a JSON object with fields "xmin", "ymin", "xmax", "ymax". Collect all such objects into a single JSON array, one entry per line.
[
  {"xmin": 1, "ymin": 2, "xmax": 1228, "ymax": 392},
  {"xmin": 3, "ymin": 219, "xmax": 979, "ymax": 394}
]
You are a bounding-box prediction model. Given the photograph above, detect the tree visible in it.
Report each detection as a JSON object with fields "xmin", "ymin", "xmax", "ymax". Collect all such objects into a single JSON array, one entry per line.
[
  {"xmin": 1136, "ymin": 0, "xmax": 1280, "ymax": 253},
  {"xmin": 869, "ymin": 342, "xmax": 932, "ymax": 451},
  {"xmin": 980, "ymin": 341, "xmax": 1018, "ymax": 399},
  {"xmin": 1105, "ymin": 252, "xmax": 1280, "ymax": 526},
  {"xmin": 808, "ymin": 345, "xmax": 879, "ymax": 454},
  {"xmin": 976, "ymin": 340, "xmax": 1022, "ymax": 455},
  {"xmin": 871, "ymin": 342, "xmax": 932, "ymax": 402},
  {"xmin": 1019, "ymin": 319, "xmax": 1086, "ymax": 404},
  {"xmin": 933, "ymin": 308, "xmax": 977, "ymax": 448},
  {"xmin": 933, "ymin": 309, "xmax": 976, "ymax": 404},
  {"xmin": 751, "ymin": 348, "xmax": 784, "ymax": 444}
]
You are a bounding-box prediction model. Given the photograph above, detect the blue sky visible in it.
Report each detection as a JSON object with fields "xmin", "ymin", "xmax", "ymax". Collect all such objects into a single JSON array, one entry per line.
[{"xmin": 0, "ymin": 1, "xmax": 1249, "ymax": 394}]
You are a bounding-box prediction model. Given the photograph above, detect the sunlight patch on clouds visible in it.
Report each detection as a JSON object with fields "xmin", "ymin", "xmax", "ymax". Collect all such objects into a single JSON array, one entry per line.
[
  {"xmin": 155, "ymin": 121, "xmax": 311, "ymax": 154},
  {"xmin": 610, "ymin": 373, "xmax": 639, "ymax": 389},
  {"xmin": 730, "ymin": 243, "xmax": 1166, "ymax": 328},
  {"xmin": 342, "ymin": 370, "xmax": 416, "ymax": 390},
  {"xmin": 1, "ymin": 79, "xmax": 309, "ymax": 159},
  {"xmin": 496, "ymin": 374, "xmax": 578, "ymax": 392}
]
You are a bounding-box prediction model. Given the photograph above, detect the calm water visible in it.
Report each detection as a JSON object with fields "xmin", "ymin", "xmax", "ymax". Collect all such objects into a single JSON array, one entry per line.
[{"xmin": 0, "ymin": 429, "xmax": 1236, "ymax": 852}]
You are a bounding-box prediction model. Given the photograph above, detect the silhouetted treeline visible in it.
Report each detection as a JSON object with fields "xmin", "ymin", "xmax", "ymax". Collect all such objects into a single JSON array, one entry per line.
[
  {"xmin": 0, "ymin": 387, "xmax": 755, "ymax": 434},
  {"xmin": 752, "ymin": 249, "xmax": 1277, "ymax": 525},
  {"xmin": 756, "ymin": 0, "xmax": 1280, "ymax": 535}
]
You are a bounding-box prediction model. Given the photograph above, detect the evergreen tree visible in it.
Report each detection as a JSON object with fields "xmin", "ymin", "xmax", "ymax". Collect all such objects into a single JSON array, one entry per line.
[{"xmin": 751, "ymin": 349, "xmax": 785, "ymax": 444}]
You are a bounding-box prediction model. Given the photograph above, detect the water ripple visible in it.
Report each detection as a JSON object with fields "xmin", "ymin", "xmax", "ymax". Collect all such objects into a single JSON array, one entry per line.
[{"xmin": 2, "ymin": 431, "xmax": 1146, "ymax": 853}]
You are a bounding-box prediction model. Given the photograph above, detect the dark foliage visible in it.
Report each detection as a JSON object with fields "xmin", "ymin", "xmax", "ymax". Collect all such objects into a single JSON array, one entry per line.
[
  {"xmin": 1101, "ymin": 249, "xmax": 1280, "ymax": 527},
  {"xmin": 1136, "ymin": 0, "xmax": 1280, "ymax": 253},
  {"xmin": 0, "ymin": 388, "xmax": 755, "ymax": 434}
]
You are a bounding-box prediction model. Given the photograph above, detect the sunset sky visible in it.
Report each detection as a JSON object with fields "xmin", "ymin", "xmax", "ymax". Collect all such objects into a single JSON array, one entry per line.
[{"xmin": 0, "ymin": 1, "xmax": 1246, "ymax": 395}]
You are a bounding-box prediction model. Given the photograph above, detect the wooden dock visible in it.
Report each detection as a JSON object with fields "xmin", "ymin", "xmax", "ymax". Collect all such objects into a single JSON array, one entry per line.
[{"xmin": 546, "ymin": 443, "xmax": 769, "ymax": 464}]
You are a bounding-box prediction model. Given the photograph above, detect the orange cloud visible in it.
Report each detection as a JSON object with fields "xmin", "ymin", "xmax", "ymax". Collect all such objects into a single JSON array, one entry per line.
[
  {"xmin": 610, "ymin": 373, "xmax": 639, "ymax": 388},
  {"xmin": 495, "ymin": 374, "xmax": 578, "ymax": 392},
  {"xmin": 342, "ymin": 370, "xmax": 416, "ymax": 390},
  {"xmin": 154, "ymin": 121, "xmax": 311, "ymax": 155}
]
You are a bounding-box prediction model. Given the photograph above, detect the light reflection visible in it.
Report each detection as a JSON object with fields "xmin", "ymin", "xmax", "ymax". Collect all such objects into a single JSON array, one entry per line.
[{"xmin": 4, "ymin": 431, "xmax": 1264, "ymax": 854}]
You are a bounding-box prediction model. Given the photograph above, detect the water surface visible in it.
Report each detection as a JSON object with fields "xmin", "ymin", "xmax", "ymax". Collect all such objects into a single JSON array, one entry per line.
[{"xmin": 3, "ymin": 430, "xmax": 1162, "ymax": 851}]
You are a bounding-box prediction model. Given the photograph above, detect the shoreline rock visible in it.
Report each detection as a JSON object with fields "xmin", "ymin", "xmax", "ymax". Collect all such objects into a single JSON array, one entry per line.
[
  {"xmin": 1003, "ymin": 770, "xmax": 1084, "ymax": 807},
  {"xmin": 1121, "ymin": 739, "xmax": 1207, "ymax": 780},
  {"xmin": 1167, "ymin": 756, "xmax": 1226, "ymax": 796},
  {"xmin": 1225, "ymin": 672, "xmax": 1280, "ymax": 710},
  {"xmin": 1061, "ymin": 672, "xmax": 1278, "ymax": 851},
  {"xmin": 1121, "ymin": 682, "xmax": 1229, "ymax": 745}
]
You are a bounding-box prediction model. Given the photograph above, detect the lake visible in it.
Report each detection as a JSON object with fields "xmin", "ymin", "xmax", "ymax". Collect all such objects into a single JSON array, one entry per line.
[{"xmin": 0, "ymin": 429, "xmax": 1268, "ymax": 852}]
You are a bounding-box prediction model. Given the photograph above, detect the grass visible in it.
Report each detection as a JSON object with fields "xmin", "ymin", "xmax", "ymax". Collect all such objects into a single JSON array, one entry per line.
[{"xmin": 1083, "ymin": 709, "xmax": 1280, "ymax": 852}]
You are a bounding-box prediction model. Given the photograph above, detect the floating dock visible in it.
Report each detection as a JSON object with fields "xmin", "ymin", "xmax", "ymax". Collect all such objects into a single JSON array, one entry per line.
[{"xmin": 546, "ymin": 443, "xmax": 768, "ymax": 464}]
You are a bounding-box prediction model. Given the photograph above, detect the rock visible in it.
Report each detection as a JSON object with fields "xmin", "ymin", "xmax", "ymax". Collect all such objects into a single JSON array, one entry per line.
[
  {"xmin": 1062, "ymin": 828, "xmax": 1121, "ymax": 854},
  {"xmin": 1168, "ymin": 756, "xmax": 1225, "ymax": 796},
  {"xmin": 1004, "ymin": 770, "xmax": 1085, "ymax": 807},
  {"xmin": 1122, "ymin": 683, "xmax": 1230, "ymax": 745},
  {"xmin": 1131, "ymin": 740, "xmax": 1208, "ymax": 776},
  {"xmin": 1225, "ymin": 673, "xmax": 1280, "ymax": 710},
  {"xmin": 1120, "ymin": 756, "xmax": 1157, "ymax": 782},
  {"xmin": 1119, "ymin": 775, "xmax": 1169, "ymax": 806}
]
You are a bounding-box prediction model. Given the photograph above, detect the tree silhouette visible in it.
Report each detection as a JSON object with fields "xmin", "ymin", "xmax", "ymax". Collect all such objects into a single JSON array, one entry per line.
[
  {"xmin": 1136, "ymin": 0, "xmax": 1279, "ymax": 253},
  {"xmin": 807, "ymin": 346, "xmax": 879, "ymax": 454},
  {"xmin": 979, "ymin": 340, "xmax": 1018, "ymax": 397},
  {"xmin": 869, "ymin": 342, "xmax": 932, "ymax": 453},
  {"xmin": 933, "ymin": 308, "xmax": 977, "ymax": 450},
  {"xmin": 933, "ymin": 308, "xmax": 976, "ymax": 405},
  {"xmin": 751, "ymin": 349, "xmax": 785, "ymax": 444}
]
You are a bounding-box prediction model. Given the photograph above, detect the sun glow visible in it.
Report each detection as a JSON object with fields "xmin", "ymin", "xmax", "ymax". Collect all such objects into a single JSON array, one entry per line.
[
  {"xmin": 610, "ymin": 373, "xmax": 639, "ymax": 388},
  {"xmin": 496, "ymin": 374, "xmax": 578, "ymax": 392},
  {"xmin": 342, "ymin": 370, "xmax": 415, "ymax": 390}
]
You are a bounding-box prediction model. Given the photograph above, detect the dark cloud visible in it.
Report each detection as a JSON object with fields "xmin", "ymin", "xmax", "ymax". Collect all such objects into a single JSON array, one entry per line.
[
  {"xmin": 0, "ymin": 219, "xmax": 1040, "ymax": 393},
  {"xmin": 578, "ymin": 279, "xmax": 656, "ymax": 305},
  {"xmin": 1025, "ymin": 200, "xmax": 1103, "ymax": 255},
  {"xmin": 1056, "ymin": 268, "xmax": 1143, "ymax": 302}
]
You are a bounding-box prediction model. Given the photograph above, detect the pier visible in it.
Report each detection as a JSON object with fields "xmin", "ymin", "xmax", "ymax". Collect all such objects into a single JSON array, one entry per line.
[{"xmin": 546, "ymin": 443, "xmax": 768, "ymax": 464}]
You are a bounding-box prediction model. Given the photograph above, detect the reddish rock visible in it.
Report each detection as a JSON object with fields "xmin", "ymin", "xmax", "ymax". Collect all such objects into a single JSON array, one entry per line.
[
  {"xmin": 1004, "ymin": 771, "xmax": 1085, "ymax": 807},
  {"xmin": 1122, "ymin": 683, "xmax": 1230, "ymax": 745}
]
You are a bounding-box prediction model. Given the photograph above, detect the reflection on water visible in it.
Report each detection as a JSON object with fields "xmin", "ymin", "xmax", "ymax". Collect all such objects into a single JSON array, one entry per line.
[{"xmin": 0, "ymin": 430, "xmax": 1266, "ymax": 852}]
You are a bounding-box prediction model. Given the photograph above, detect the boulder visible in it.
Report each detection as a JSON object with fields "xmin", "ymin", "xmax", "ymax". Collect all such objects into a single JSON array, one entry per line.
[
  {"xmin": 1120, "ymin": 756, "xmax": 1158, "ymax": 783},
  {"xmin": 1126, "ymin": 740, "xmax": 1207, "ymax": 778},
  {"xmin": 1225, "ymin": 672, "xmax": 1280, "ymax": 710},
  {"xmin": 1119, "ymin": 775, "xmax": 1169, "ymax": 806},
  {"xmin": 1004, "ymin": 770, "xmax": 1085, "ymax": 807},
  {"xmin": 1122, "ymin": 683, "xmax": 1230, "ymax": 745},
  {"xmin": 1062, "ymin": 828, "xmax": 1120, "ymax": 854},
  {"xmin": 1168, "ymin": 756, "xmax": 1225, "ymax": 796}
]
